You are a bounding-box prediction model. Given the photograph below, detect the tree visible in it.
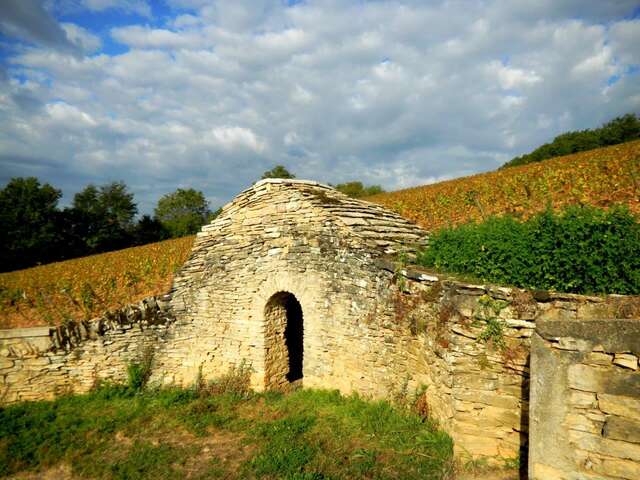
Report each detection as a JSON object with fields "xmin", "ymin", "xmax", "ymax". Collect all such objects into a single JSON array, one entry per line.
[
  {"xmin": 335, "ymin": 181, "xmax": 385, "ymax": 198},
  {"xmin": 72, "ymin": 181, "xmax": 138, "ymax": 252},
  {"xmin": 133, "ymin": 215, "xmax": 169, "ymax": 245},
  {"xmin": 73, "ymin": 181, "xmax": 137, "ymax": 229},
  {"xmin": 154, "ymin": 188, "xmax": 211, "ymax": 238},
  {"xmin": 502, "ymin": 112, "xmax": 640, "ymax": 168},
  {"xmin": 0, "ymin": 177, "xmax": 62, "ymax": 271},
  {"xmin": 261, "ymin": 165, "xmax": 295, "ymax": 179},
  {"xmin": 600, "ymin": 113, "xmax": 640, "ymax": 145}
]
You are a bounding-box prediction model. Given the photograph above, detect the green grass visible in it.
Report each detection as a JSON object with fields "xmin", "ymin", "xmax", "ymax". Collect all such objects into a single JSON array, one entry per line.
[{"xmin": 0, "ymin": 386, "xmax": 454, "ymax": 479}]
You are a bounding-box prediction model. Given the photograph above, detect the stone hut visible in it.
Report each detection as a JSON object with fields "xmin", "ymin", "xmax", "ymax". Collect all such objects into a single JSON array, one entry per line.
[{"xmin": 165, "ymin": 178, "xmax": 429, "ymax": 394}]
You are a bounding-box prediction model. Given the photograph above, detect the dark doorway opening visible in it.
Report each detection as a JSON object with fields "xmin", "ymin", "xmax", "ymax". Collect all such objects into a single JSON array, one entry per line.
[
  {"xmin": 264, "ymin": 291, "xmax": 304, "ymax": 389},
  {"xmin": 284, "ymin": 294, "xmax": 303, "ymax": 382}
]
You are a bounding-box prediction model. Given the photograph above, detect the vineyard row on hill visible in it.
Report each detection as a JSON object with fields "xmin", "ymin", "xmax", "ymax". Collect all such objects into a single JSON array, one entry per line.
[
  {"xmin": 368, "ymin": 140, "xmax": 640, "ymax": 232},
  {"xmin": 0, "ymin": 236, "xmax": 194, "ymax": 329}
]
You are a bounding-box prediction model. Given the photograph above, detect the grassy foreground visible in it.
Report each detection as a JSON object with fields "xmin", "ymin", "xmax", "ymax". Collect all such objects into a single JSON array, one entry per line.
[{"xmin": 0, "ymin": 385, "xmax": 454, "ymax": 480}]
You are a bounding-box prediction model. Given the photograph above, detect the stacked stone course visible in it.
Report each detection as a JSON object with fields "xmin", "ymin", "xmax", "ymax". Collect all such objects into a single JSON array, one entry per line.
[
  {"xmin": 0, "ymin": 295, "xmax": 172, "ymax": 403},
  {"xmin": 531, "ymin": 319, "xmax": 640, "ymax": 479}
]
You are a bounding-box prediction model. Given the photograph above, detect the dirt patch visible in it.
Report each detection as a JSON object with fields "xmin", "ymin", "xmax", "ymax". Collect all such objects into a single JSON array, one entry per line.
[
  {"xmin": 235, "ymin": 396, "xmax": 282, "ymax": 422},
  {"xmin": 7, "ymin": 464, "xmax": 77, "ymax": 480},
  {"xmin": 457, "ymin": 468, "xmax": 521, "ymax": 480}
]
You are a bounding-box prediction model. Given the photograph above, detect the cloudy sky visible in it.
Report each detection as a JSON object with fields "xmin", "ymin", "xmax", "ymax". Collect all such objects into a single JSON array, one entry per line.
[{"xmin": 1, "ymin": 0, "xmax": 639, "ymax": 214}]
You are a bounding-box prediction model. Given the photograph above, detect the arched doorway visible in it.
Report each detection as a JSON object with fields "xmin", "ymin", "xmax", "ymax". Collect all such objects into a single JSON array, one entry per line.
[{"xmin": 264, "ymin": 292, "xmax": 303, "ymax": 389}]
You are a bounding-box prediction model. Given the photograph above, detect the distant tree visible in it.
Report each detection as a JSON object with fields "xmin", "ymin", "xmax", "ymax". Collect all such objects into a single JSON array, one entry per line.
[
  {"xmin": 600, "ymin": 113, "xmax": 640, "ymax": 145},
  {"xmin": 73, "ymin": 181, "xmax": 137, "ymax": 229},
  {"xmin": 261, "ymin": 165, "xmax": 295, "ymax": 179},
  {"xmin": 335, "ymin": 181, "xmax": 385, "ymax": 198},
  {"xmin": 502, "ymin": 112, "xmax": 640, "ymax": 168},
  {"xmin": 154, "ymin": 188, "xmax": 211, "ymax": 238},
  {"xmin": 133, "ymin": 215, "xmax": 169, "ymax": 245},
  {"xmin": 0, "ymin": 177, "xmax": 62, "ymax": 271},
  {"xmin": 209, "ymin": 207, "xmax": 223, "ymax": 222},
  {"xmin": 72, "ymin": 181, "xmax": 137, "ymax": 251}
]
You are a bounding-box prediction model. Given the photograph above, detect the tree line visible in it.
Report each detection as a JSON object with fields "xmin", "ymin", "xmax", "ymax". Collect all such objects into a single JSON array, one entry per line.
[
  {"xmin": 0, "ymin": 178, "xmax": 217, "ymax": 272},
  {"xmin": 1, "ymin": 165, "xmax": 384, "ymax": 273},
  {"xmin": 502, "ymin": 112, "xmax": 640, "ymax": 168}
]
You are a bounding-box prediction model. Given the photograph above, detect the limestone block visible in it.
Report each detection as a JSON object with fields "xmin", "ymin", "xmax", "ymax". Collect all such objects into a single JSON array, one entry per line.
[
  {"xmin": 22, "ymin": 357, "xmax": 51, "ymax": 367},
  {"xmin": 613, "ymin": 353, "xmax": 639, "ymax": 370},
  {"xmin": 536, "ymin": 306, "xmax": 576, "ymax": 322},
  {"xmin": 0, "ymin": 358, "xmax": 14, "ymax": 369},
  {"xmin": 604, "ymin": 416, "xmax": 640, "ymax": 444},
  {"xmin": 584, "ymin": 352, "xmax": 613, "ymax": 366},
  {"xmin": 599, "ymin": 394, "xmax": 640, "ymax": 420},
  {"xmin": 591, "ymin": 456, "xmax": 640, "ymax": 480},
  {"xmin": 552, "ymin": 337, "xmax": 593, "ymax": 352},
  {"xmin": 454, "ymin": 433, "xmax": 501, "ymax": 457},
  {"xmin": 564, "ymin": 413, "xmax": 604, "ymax": 434},
  {"xmin": 569, "ymin": 430, "xmax": 640, "ymax": 462},
  {"xmin": 454, "ymin": 390, "xmax": 520, "ymax": 410},
  {"xmin": 576, "ymin": 302, "xmax": 617, "ymax": 320},
  {"xmin": 530, "ymin": 462, "xmax": 569, "ymax": 480},
  {"xmin": 568, "ymin": 364, "xmax": 635, "ymax": 394},
  {"xmin": 456, "ymin": 406, "xmax": 520, "ymax": 429}
]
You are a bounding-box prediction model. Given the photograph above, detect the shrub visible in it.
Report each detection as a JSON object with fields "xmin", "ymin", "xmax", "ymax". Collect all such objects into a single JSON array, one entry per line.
[
  {"xmin": 419, "ymin": 205, "xmax": 640, "ymax": 294},
  {"xmin": 197, "ymin": 360, "xmax": 253, "ymax": 399}
]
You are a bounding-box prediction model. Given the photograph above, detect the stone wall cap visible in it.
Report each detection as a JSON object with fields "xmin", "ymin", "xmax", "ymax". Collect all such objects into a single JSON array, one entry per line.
[{"xmin": 0, "ymin": 326, "xmax": 53, "ymax": 339}]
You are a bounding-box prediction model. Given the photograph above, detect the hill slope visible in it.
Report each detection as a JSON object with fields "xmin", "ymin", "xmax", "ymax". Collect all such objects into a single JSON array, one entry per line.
[
  {"xmin": 367, "ymin": 140, "xmax": 640, "ymax": 231},
  {"xmin": 2, "ymin": 141, "xmax": 639, "ymax": 329},
  {"xmin": 501, "ymin": 113, "xmax": 640, "ymax": 168},
  {"xmin": 0, "ymin": 236, "xmax": 194, "ymax": 329}
]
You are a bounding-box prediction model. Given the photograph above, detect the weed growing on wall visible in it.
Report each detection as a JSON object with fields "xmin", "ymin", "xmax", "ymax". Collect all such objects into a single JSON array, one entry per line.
[
  {"xmin": 127, "ymin": 345, "xmax": 154, "ymax": 391},
  {"xmin": 474, "ymin": 295, "xmax": 508, "ymax": 350},
  {"xmin": 197, "ymin": 360, "xmax": 254, "ymax": 399},
  {"xmin": 418, "ymin": 205, "xmax": 640, "ymax": 294}
]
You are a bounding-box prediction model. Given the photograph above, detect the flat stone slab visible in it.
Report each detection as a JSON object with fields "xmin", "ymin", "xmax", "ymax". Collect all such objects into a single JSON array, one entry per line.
[{"xmin": 0, "ymin": 327, "xmax": 53, "ymax": 339}]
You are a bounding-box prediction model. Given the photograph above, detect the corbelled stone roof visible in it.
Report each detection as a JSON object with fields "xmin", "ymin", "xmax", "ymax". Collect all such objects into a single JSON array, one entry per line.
[{"xmin": 198, "ymin": 178, "xmax": 428, "ymax": 256}]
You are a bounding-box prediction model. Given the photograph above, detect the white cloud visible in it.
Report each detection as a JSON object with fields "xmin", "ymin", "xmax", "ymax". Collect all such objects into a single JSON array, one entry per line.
[
  {"xmin": 1, "ymin": 0, "xmax": 639, "ymax": 213},
  {"xmin": 488, "ymin": 61, "xmax": 542, "ymax": 90},
  {"xmin": 46, "ymin": 102, "xmax": 97, "ymax": 127},
  {"xmin": 609, "ymin": 20, "xmax": 640, "ymax": 65},
  {"xmin": 207, "ymin": 126, "xmax": 266, "ymax": 153},
  {"xmin": 111, "ymin": 25, "xmax": 203, "ymax": 49},
  {"xmin": 81, "ymin": 0, "xmax": 151, "ymax": 17},
  {"xmin": 61, "ymin": 23, "xmax": 102, "ymax": 53}
]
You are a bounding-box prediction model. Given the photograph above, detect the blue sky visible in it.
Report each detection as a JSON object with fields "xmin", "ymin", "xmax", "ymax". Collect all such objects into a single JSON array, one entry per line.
[{"xmin": 1, "ymin": 0, "xmax": 639, "ymax": 214}]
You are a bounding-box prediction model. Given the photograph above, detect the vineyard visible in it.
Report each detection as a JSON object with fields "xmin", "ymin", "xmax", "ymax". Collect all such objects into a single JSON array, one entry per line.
[
  {"xmin": 368, "ymin": 140, "xmax": 640, "ymax": 231},
  {"xmin": 0, "ymin": 236, "xmax": 194, "ymax": 328},
  {"xmin": 2, "ymin": 141, "xmax": 639, "ymax": 329}
]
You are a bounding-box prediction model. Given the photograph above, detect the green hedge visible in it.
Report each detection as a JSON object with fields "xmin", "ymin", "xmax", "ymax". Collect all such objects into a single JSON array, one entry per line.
[{"xmin": 418, "ymin": 206, "xmax": 640, "ymax": 294}]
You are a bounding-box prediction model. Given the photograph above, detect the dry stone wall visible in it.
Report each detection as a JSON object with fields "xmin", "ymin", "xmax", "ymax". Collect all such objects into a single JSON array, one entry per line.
[
  {"xmin": 394, "ymin": 268, "xmax": 639, "ymax": 466},
  {"xmin": 530, "ymin": 318, "xmax": 640, "ymax": 480},
  {"xmin": 0, "ymin": 296, "xmax": 173, "ymax": 403}
]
